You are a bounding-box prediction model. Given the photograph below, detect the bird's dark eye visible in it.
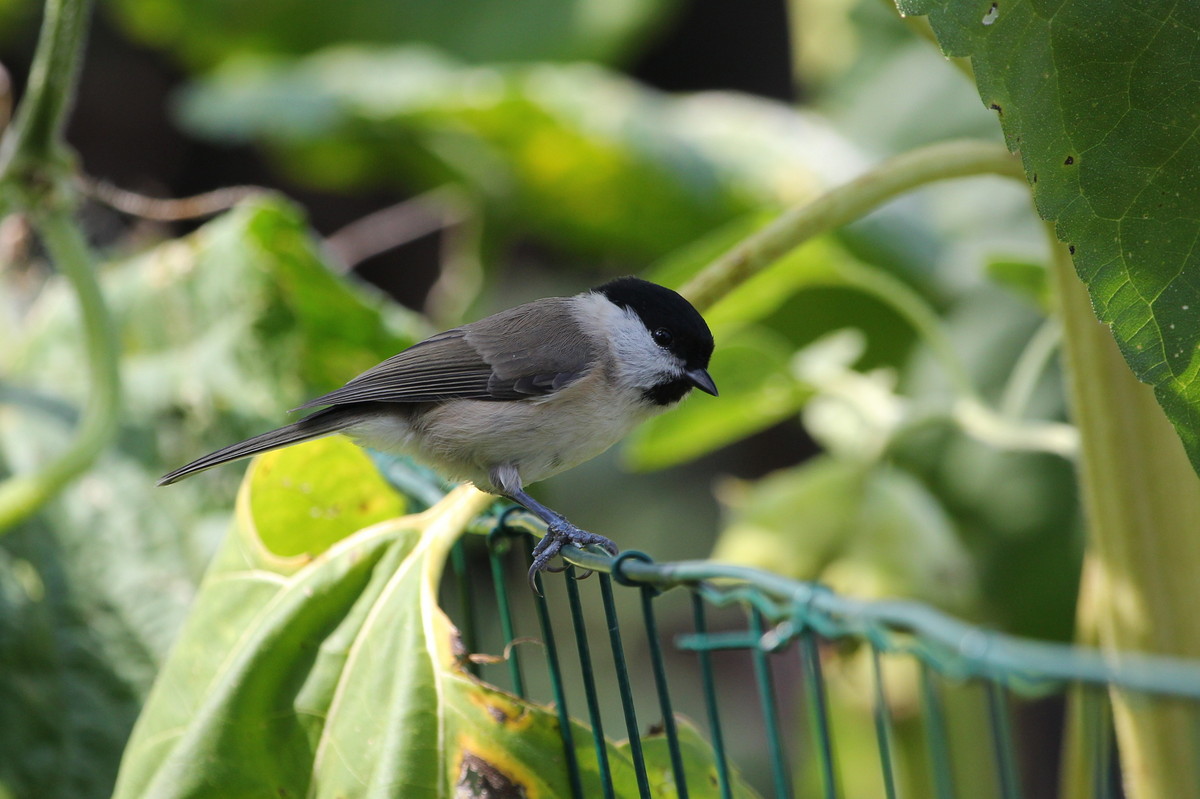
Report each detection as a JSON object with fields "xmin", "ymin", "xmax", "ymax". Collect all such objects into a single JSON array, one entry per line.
[{"xmin": 652, "ymin": 328, "xmax": 673, "ymax": 347}]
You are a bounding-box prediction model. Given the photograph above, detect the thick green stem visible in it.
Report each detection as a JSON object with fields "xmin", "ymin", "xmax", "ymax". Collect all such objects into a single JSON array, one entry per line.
[
  {"xmin": 0, "ymin": 0, "xmax": 92, "ymax": 184},
  {"xmin": 1051, "ymin": 228, "xmax": 1200, "ymax": 799},
  {"xmin": 0, "ymin": 207, "xmax": 120, "ymax": 532},
  {"xmin": 680, "ymin": 139, "xmax": 1023, "ymax": 312},
  {"xmin": 0, "ymin": 0, "xmax": 115, "ymax": 532}
]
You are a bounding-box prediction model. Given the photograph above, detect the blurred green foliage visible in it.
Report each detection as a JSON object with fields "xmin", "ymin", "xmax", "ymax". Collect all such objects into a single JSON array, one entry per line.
[
  {"xmin": 713, "ymin": 455, "xmax": 976, "ymax": 611},
  {"xmin": 10, "ymin": 0, "xmax": 1179, "ymax": 794},
  {"xmin": 107, "ymin": 0, "xmax": 676, "ymax": 68},
  {"xmin": 0, "ymin": 0, "xmax": 36, "ymax": 44},
  {"xmin": 177, "ymin": 47, "xmax": 811, "ymax": 261}
]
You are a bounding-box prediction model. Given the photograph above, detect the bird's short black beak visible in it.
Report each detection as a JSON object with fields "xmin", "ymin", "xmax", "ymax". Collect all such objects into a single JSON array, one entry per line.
[{"xmin": 686, "ymin": 368, "xmax": 718, "ymax": 397}]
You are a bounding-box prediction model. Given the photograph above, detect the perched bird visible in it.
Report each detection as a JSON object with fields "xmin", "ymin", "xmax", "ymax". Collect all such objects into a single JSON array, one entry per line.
[{"xmin": 159, "ymin": 276, "xmax": 717, "ymax": 589}]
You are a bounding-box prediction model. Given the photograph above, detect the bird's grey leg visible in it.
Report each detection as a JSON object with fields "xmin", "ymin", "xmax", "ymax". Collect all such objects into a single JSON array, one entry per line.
[{"xmin": 490, "ymin": 465, "xmax": 620, "ymax": 592}]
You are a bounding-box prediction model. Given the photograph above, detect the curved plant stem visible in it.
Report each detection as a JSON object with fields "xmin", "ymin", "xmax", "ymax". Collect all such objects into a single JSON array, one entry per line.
[
  {"xmin": 680, "ymin": 139, "xmax": 1024, "ymax": 312},
  {"xmin": 0, "ymin": 208, "xmax": 119, "ymax": 532},
  {"xmin": 0, "ymin": 0, "xmax": 92, "ymax": 191},
  {"xmin": 0, "ymin": 0, "xmax": 116, "ymax": 533}
]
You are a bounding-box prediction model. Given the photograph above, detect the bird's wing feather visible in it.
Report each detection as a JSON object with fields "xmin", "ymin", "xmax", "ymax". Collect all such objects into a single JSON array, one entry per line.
[{"xmin": 296, "ymin": 298, "xmax": 598, "ymax": 408}]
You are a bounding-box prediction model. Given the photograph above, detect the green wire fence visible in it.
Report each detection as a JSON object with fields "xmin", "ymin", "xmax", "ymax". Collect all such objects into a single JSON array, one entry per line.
[{"xmin": 435, "ymin": 503, "xmax": 1200, "ymax": 798}]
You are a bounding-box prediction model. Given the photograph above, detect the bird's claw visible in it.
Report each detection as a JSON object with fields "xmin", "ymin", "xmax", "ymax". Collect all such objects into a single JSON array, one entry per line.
[{"xmin": 526, "ymin": 520, "xmax": 619, "ymax": 594}]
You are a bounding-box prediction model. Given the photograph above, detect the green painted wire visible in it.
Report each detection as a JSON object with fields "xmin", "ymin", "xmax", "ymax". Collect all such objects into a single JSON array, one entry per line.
[
  {"xmin": 599, "ymin": 574, "xmax": 652, "ymax": 798},
  {"xmin": 986, "ymin": 683, "xmax": 1024, "ymax": 799},
  {"xmin": 919, "ymin": 663, "xmax": 957, "ymax": 799},
  {"xmin": 564, "ymin": 566, "xmax": 617, "ymax": 799},
  {"xmin": 639, "ymin": 585, "xmax": 689, "ymax": 798},
  {"xmin": 488, "ymin": 542, "xmax": 525, "ymax": 697},
  {"xmin": 558, "ymin": 549, "xmax": 1200, "ymax": 701},
  {"xmin": 692, "ymin": 595, "xmax": 733, "ymax": 799},
  {"xmin": 871, "ymin": 647, "xmax": 899, "ymax": 799},
  {"xmin": 529, "ymin": 560, "xmax": 585, "ymax": 799},
  {"xmin": 449, "ymin": 541, "xmax": 480, "ymax": 678},
  {"xmin": 749, "ymin": 607, "xmax": 792, "ymax": 798},
  {"xmin": 800, "ymin": 631, "xmax": 839, "ymax": 799}
]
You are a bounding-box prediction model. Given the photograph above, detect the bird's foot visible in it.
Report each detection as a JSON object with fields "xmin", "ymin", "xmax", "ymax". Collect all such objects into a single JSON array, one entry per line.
[{"xmin": 527, "ymin": 520, "xmax": 620, "ymax": 593}]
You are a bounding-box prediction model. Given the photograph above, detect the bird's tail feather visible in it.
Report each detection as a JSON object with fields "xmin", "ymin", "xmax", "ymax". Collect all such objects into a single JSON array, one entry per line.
[{"xmin": 157, "ymin": 407, "xmax": 355, "ymax": 486}]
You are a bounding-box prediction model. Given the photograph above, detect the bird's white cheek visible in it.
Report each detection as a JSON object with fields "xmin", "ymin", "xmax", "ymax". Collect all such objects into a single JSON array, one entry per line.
[{"xmin": 605, "ymin": 311, "xmax": 682, "ymax": 389}]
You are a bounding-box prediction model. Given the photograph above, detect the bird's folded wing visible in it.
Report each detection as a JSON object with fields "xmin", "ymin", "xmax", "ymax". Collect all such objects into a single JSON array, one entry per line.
[{"xmin": 296, "ymin": 298, "xmax": 598, "ymax": 407}]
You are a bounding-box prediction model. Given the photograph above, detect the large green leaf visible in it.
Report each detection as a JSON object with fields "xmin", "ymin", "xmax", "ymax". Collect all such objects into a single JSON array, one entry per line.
[
  {"xmin": 113, "ymin": 438, "xmax": 759, "ymax": 798},
  {"xmin": 6, "ymin": 196, "xmax": 420, "ymax": 472},
  {"xmin": 895, "ymin": 0, "xmax": 1200, "ymax": 472}
]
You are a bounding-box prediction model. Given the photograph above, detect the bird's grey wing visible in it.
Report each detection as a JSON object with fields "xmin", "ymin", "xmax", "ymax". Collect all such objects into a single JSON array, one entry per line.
[{"xmin": 296, "ymin": 298, "xmax": 598, "ymax": 408}]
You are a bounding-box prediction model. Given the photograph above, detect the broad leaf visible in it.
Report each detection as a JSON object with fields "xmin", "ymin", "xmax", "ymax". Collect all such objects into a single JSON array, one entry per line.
[
  {"xmin": 113, "ymin": 439, "xmax": 758, "ymax": 798},
  {"xmin": 896, "ymin": 0, "xmax": 1200, "ymax": 473}
]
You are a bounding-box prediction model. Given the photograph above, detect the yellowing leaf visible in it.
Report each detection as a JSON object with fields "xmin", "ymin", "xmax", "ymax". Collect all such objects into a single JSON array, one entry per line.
[{"xmin": 246, "ymin": 437, "xmax": 407, "ymax": 562}]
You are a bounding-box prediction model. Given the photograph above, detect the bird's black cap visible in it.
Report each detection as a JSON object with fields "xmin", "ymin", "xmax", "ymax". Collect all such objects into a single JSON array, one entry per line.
[{"xmin": 594, "ymin": 276, "xmax": 715, "ymax": 372}]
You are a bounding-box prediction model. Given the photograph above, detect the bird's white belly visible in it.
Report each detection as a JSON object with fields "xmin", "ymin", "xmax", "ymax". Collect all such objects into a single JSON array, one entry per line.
[{"xmin": 346, "ymin": 377, "xmax": 663, "ymax": 493}]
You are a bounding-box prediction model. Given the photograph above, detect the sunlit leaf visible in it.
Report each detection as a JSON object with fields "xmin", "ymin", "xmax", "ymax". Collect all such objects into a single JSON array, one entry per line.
[
  {"xmin": 696, "ymin": 236, "xmax": 923, "ymax": 373},
  {"xmin": 248, "ymin": 437, "xmax": 407, "ymax": 561},
  {"xmin": 701, "ymin": 238, "xmax": 848, "ymax": 331},
  {"xmin": 178, "ymin": 49, "xmax": 754, "ymax": 260},
  {"xmin": 647, "ymin": 211, "xmax": 777, "ymax": 288}
]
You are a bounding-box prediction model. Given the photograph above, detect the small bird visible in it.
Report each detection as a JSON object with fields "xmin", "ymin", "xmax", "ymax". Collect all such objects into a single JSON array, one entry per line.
[{"xmin": 159, "ymin": 276, "xmax": 717, "ymax": 589}]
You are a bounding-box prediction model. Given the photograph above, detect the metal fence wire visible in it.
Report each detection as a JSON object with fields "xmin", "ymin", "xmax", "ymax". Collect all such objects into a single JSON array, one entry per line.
[{"xmin": 439, "ymin": 509, "xmax": 1200, "ymax": 798}]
